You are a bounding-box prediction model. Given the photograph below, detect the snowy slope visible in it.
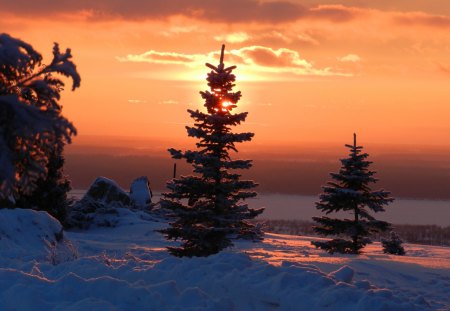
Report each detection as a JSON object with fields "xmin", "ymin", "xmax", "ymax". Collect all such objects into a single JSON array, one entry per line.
[{"xmin": 0, "ymin": 208, "xmax": 449, "ymax": 310}]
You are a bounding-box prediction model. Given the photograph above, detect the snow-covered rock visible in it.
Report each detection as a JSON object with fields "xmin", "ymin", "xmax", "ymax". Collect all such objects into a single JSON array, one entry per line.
[
  {"xmin": 67, "ymin": 177, "xmax": 134, "ymax": 229},
  {"xmin": 130, "ymin": 176, "xmax": 152, "ymax": 208},
  {"xmin": 84, "ymin": 177, "xmax": 132, "ymax": 206}
]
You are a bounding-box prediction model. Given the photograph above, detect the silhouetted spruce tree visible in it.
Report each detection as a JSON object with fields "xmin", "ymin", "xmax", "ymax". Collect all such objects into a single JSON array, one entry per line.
[
  {"xmin": 382, "ymin": 231, "xmax": 406, "ymax": 255},
  {"xmin": 312, "ymin": 134, "xmax": 393, "ymax": 254},
  {"xmin": 160, "ymin": 45, "xmax": 263, "ymax": 257},
  {"xmin": 16, "ymin": 145, "xmax": 72, "ymax": 223}
]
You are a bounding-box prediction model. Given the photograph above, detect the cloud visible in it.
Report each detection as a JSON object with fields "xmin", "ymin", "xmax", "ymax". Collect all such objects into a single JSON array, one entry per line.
[
  {"xmin": 214, "ymin": 32, "xmax": 249, "ymax": 43},
  {"xmin": 117, "ymin": 51, "xmax": 195, "ymax": 65},
  {"xmin": 161, "ymin": 26, "xmax": 201, "ymax": 37},
  {"xmin": 128, "ymin": 99, "xmax": 147, "ymax": 104},
  {"xmin": 0, "ymin": 0, "xmax": 306, "ymax": 23},
  {"xmin": 236, "ymin": 46, "xmax": 312, "ymax": 68},
  {"xmin": 118, "ymin": 45, "xmax": 350, "ymax": 78},
  {"xmin": 308, "ymin": 5, "xmax": 362, "ymax": 22},
  {"xmin": 338, "ymin": 54, "xmax": 361, "ymax": 63},
  {"xmin": 296, "ymin": 34, "xmax": 320, "ymax": 46},
  {"xmin": 394, "ymin": 12, "xmax": 450, "ymax": 28},
  {"xmin": 0, "ymin": 0, "xmax": 373, "ymax": 24},
  {"xmin": 158, "ymin": 100, "xmax": 179, "ymax": 105}
]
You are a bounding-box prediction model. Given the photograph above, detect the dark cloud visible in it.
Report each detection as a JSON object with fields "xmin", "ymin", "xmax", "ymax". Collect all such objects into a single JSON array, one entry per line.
[
  {"xmin": 0, "ymin": 0, "xmax": 306, "ymax": 23},
  {"xmin": 0, "ymin": 0, "xmax": 368, "ymax": 24}
]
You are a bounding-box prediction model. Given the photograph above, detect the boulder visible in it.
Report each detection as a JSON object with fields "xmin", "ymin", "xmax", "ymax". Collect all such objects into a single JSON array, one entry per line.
[
  {"xmin": 130, "ymin": 176, "xmax": 152, "ymax": 208},
  {"xmin": 85, "ymin": 177, "xmax": 132, "ymax": 206},
  {"xmin": 67, "ymin": 177, "xmax": 133, "ymax": 229}
]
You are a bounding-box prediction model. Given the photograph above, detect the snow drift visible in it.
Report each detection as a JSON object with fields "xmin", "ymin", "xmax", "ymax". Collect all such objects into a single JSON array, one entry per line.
[{"xmin": 1, "ymin": 207, "xmax": 444, "ymax": 310}]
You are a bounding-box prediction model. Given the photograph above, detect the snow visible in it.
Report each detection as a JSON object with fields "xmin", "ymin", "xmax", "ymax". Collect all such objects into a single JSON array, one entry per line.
[
  {"xmin": 130, "ymin": 176, "xmax": 152, "ymax": 208},
  {"xmin": 1, "ymin": 208, "xmax": 449, "ymax": 310},
  {"xmin": 0, "ymin": 208, "xmax": 73, "ymax": 262},
  {"xmin": 329, "ymin": 265, "xmax": 354, "ymax": 283}
]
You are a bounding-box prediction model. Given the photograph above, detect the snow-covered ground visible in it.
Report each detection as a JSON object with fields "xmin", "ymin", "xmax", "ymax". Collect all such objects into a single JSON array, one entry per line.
[{"xmin": 1, "ymin": 208, "xmax": 449, "ymax": 310}]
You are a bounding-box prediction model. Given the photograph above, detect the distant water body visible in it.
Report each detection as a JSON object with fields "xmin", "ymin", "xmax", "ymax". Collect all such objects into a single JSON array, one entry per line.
[{"xmin": 70, "ymin": 190, "xmax": 450, "ymax": 227}]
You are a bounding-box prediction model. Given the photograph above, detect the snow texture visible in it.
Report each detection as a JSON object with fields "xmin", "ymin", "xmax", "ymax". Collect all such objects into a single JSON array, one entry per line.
[{"xmin": 1, "ymin": 207, "xmax": 449, "ymax": 310}]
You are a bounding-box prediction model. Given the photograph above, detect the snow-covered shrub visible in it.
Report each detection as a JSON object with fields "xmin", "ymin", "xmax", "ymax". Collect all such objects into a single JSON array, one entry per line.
[
  {"xmin": 46, "ymin": 238, "xmax": 78, "ymax": 265},
  {"xmin": 0, "ymin": 33, "xmax": 80, "ymax": 207},
  {"xmin": 382, "ymin": 231, "xmax": 406, "ymax": 255}
]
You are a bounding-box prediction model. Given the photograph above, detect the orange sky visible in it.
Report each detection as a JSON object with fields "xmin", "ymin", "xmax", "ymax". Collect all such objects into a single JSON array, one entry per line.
[{"xmin": 1, "ymin": 0, "xmax": 450, "ymax": 148}]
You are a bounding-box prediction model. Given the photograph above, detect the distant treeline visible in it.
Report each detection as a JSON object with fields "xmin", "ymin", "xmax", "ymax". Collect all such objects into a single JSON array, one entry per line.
[{"xmin": 257, "ymin": 219, "xmax": 450, "ymax": 247}]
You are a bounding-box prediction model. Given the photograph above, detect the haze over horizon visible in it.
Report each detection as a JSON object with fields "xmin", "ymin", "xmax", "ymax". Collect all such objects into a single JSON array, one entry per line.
[
  {"xmin": 2, "ymin": 0, "xmax": 450, "ymax": 200},
  {"xmin": 65, "ymin": 135, "xmax": 450, "ymax": 200}
]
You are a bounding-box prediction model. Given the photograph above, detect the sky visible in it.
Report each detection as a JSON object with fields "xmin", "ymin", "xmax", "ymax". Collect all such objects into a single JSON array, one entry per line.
[{"xmin": 2, "ymin": 0, "xmax": 450, "ymax": 198}]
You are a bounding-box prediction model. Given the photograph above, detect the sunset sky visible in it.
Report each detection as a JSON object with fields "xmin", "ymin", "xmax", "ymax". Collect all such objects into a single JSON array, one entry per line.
[{"xmin": 2, "ymin": 1, "xmax": 450, "ymax": 196}]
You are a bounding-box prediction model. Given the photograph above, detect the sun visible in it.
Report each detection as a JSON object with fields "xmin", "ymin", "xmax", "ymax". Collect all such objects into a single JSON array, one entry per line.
[
  {"xmin": 221, "ymin": 101, "xmax": 232, "ymax": 108},
  {"xmin": 213, "ymin": 100, "xmax": 233, "ymax": 113}
]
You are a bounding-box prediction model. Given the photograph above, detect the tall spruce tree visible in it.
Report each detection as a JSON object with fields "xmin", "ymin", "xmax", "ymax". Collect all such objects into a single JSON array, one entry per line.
[
  {"xmin": 312, "ymin": 134, "xmax": 393, "ymax": 254},
  {"xmin": 160, "ymin": 45, "xmax": 264, "ymax": 257}
]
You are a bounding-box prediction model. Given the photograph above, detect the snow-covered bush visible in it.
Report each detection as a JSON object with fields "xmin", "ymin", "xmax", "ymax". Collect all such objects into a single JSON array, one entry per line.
[
  {"xmin": 46, "ymin": 238, "xmax": 78, "ymax": 265},
  {"xmin": 160, "ymin": 45, "xmax": 263, "ymax": 257},
  {"xmin": 382, "ymin": 231, "xmax": 406, "ymax": 255},
  {"xmin": 0, "ymin": 33, "xmax": 80, "ymax": 206}
]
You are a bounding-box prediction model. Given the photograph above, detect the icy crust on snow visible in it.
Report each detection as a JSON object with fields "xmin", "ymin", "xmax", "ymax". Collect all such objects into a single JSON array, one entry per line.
[{"xmin": 0, "ymin": 251, "xmax": 420, "ymax": 311}]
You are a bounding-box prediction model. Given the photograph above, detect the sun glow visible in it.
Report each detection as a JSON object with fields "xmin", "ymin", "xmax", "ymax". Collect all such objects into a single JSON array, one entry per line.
[
  {"xmin": 218, "ymin": 100, "xmax": 234, "ymax": 112},
  {"xmin": 212, "ymin": 100, "xmax": 234, "ymax": 113},
  {"xmin": 221, "ymin": 101, "xmax": 232, "ymax": 108}
]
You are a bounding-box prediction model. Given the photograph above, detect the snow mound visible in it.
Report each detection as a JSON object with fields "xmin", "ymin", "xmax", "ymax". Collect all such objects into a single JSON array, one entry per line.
[
  {"xmin": 329, "ymin": 265, "xmax": 354, "ymax": 283},
  {"xmin": 130, "ymin": 176, "xmax": 152, "ymax": 208},
  {"xmin": 0, "ymin": 208, "xmax": 76, "ymax": 263}
]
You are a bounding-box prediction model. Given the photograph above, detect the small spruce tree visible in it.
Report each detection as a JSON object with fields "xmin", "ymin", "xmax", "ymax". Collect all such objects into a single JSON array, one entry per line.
[
  {"xmin": 16, "ymin": 145, "xmax": 72, "ymax": 223},
  {"xmin": 160, "ymin": 45, "xmax": 264, "ymax": 257},
  {"xmin": 312, "ymin": 133, "xmax": 394, "ymax": 254},
  {"xmin": 382, "ymin": 231, "xmax": 406, "ymax": 255}
]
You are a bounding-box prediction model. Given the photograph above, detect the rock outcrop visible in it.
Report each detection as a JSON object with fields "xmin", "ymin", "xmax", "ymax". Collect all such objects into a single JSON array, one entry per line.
[{"xmin": 67, "ymin": 177, "xmax": 133, "ymax": 229}]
